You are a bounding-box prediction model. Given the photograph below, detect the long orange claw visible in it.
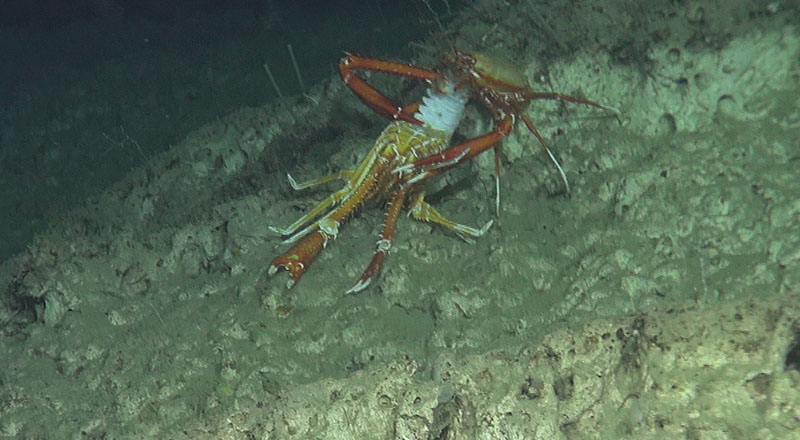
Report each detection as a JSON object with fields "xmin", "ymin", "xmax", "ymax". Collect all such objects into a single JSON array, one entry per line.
[{"xmin": 268, "ymin": 232, "xmax": 327, "ymax": 288}]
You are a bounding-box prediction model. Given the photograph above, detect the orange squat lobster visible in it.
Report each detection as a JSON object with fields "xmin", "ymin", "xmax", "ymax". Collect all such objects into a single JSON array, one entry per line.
[{"xmin": 269, "ymin": 49, "xmax": 615, "ymax": 292}]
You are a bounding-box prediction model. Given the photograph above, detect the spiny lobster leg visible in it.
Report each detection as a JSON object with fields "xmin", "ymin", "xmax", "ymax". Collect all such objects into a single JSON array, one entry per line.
[
  {"xmin": 269, "ymin": 168, "xmax": 381, "ymax": 288},
  {"xmin": 339, "ymin": 53, "xmax": 438, "ymax": 125},
  {"xmin": 396, "ymin": 115, "xmax": 514, "ymax": 183},
  {"xmin": 346, "ymin": 186, "xmax": 409, "ymax": 294},
  {"xmin": 269, "ymin": 171, "xmax": 355, "ymax": 237},
  {"xmin": 517, "ymin": 112, "xmax": 569, "ymax": 193},
  {"xmin": 286, "ymin": 169, "xmax": 353, "ymax": 191},
  {"xmin": 408, "ymin": 192, "xmax": 493, "ymax": 242},
  {"xmin": 341, "ymin": 53, "xmax": 439, "ymax": 81},
  {"xmin": 268, "ymin": 231, "xmax": 326, "ymax": 288}
]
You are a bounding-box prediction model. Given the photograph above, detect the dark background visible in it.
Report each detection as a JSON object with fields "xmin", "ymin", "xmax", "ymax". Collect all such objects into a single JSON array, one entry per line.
[{"xmin": 0, "ymin": 0, "xmax": 469, "ymax": 262}]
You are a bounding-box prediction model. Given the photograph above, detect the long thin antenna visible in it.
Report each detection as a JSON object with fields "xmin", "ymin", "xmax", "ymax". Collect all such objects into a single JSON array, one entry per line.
[
  {"xmin": 421, "ymin": 0, "xmax": 444, "ymax": 31},
  {"xmin": 263, "ymin": 62, "xmax": 283, "ymax": 98},
  {"xmin": 287, "ymin": 44, "xmax": 305, "ymax": 92}
]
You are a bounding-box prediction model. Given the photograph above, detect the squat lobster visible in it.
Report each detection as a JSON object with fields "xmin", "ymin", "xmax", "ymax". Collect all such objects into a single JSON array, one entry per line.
[{"xmin": 268, "ymin": 49, "xmax": 616, "ymax": 292}]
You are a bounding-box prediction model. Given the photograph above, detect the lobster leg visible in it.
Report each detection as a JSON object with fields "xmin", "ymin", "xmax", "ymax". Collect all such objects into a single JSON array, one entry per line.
[
  {"xmin": 401, "ymin": 92, "xmax": 617, "ymax": 191},
  {"xmin": 395, "ymin": 115, "xmax": 514, "ymax": 183},
  {"xmin": 269, "ymin": 189, "xmax": 347, "ymax": 239},
  {"xmin": 269, "ymin": 167, "xmax": 382, "ymax": 288},
  {"xmin": 285, "ymin": 169, "xmax": 353, "ymax": 190},
  {"xmin": 517, "ymin": 112, "xmax": 570, "ymax": 193},
  {"xmin": 399, "ymin": 109, "xmax": 575, "ymax": 193},
  {"xmin": 269, "ymin": 171, "xmax": 356, "ymax": 237},
  {"xmin": 408, "ymin": 192, "xmax": 493, "ymax": 242},
  {"xmin": 268, "ymin": 230, "xmax": 327, "ymax": 288},
  {"xmin": 339, "ymin": 53, "xmax": 438, "ymax": 125},
  {"xmin": 346, "ymin": 186, "xmax": 409, "ymax": 294},
  {"xmin": 271, "ymin": 133, "xmax": 387, "ymax": 239}
]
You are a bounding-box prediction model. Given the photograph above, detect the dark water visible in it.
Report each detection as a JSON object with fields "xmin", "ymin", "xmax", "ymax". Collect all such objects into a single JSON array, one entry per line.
[{"xmin": 0, "ymin": 0, "xmax": 467, "ymax": 262}]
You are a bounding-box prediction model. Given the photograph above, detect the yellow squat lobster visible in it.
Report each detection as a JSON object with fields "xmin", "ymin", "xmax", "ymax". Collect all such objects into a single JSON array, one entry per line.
[{"xmin": 268, "ymin": 49, "xmax": 615, "ymax": 292}]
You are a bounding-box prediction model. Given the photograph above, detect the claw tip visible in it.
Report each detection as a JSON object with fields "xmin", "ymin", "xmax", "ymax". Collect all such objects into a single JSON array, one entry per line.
[{"xmin": 346, "ymin": 278, "xmax": 370, "ymax": 294}]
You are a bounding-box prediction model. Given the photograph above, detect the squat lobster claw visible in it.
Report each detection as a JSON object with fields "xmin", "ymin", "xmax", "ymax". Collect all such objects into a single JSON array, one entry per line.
[{"xmin": 268, "ymin": 49, "xmax": 617, "ymax": 292}]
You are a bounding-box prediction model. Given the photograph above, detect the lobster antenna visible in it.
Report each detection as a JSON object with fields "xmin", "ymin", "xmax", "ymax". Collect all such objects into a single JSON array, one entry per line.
[
  {"xmin": 518, "ymin": 112, "xmax": 570, "ymax": 194},
  {"xmin": 543, "ymin": 145, "xmax": 570, "ymax": 194}
]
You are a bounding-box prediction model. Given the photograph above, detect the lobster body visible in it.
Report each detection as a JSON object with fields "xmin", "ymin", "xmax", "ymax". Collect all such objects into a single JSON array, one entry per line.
[
  {"xmin": 268, "ymin": 50, "xmax": 612, "ymax": 292},
  {"xmin": 268, "ymin": 121, "xmax": 449, "ymax": 287}
]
